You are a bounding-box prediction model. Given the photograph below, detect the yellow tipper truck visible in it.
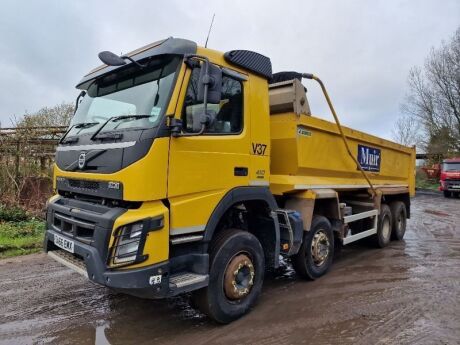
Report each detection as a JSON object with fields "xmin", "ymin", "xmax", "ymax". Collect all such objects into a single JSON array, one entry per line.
[{"xmin": 45, "ymin": 37, "xmax": 415, "ymax": 323}]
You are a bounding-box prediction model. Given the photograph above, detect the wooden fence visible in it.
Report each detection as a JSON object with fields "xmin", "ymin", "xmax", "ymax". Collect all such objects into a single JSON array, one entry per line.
[{"xmin": 0, "ymin": 126, "xmax": 66, "ymax": 208}]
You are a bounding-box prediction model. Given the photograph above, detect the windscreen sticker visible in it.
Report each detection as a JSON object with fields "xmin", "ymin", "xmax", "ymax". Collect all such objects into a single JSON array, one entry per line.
[
  {"xmin": 358, "ymin": 144, "xmax": 381, "ymax": 172},
  {"xmin": 150, "ymin": 107, "xmax": 161, "ymax": 116}
]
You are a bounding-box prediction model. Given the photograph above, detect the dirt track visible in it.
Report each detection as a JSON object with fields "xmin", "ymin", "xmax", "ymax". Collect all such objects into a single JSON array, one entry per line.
[{"xmin": 1, "ymin": 194, "xmax": 459, "ymax": 345}]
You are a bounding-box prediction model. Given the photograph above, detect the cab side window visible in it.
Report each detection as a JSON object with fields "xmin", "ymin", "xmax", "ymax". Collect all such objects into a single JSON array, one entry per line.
[{"xmin": 182, "ymin": 67, "xmax": 243, "ymax": 134}]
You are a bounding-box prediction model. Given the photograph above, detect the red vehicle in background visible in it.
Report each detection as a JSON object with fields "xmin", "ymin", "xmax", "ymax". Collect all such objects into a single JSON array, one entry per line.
[{"xmin": 440, "ymin": 157, "xmax": 460, "ymax": 198}]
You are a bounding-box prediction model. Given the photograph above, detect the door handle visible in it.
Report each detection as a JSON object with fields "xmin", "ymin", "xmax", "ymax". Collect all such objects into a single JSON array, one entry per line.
[{"xmin": 234, "ymin": 167, "xmax": 248, "ymax": 176}]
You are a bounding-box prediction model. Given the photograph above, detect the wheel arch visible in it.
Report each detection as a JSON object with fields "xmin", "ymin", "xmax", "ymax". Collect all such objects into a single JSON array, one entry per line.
[
  {"xmin": 203, "ymin": 187, "xmax": 280, "ymax": 269},
  {"xmin": 285, "ymin": 189, "xmax": 340, "ymax": 232}
]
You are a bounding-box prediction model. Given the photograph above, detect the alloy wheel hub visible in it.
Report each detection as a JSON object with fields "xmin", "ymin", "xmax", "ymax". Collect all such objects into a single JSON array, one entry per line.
[
  {"xmin": 224, "ymin": 254, "xmax": 255, "ymax": 300},
  {"xmin": 311, "ymin": 230, "xmax": 330, "ymax": 266}
]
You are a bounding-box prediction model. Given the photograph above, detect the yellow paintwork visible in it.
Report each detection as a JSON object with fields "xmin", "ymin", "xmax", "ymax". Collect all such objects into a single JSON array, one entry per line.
[
  {"xmin": 54, "ymin": 137, "xmax": 170, "ymax": 201},
  {"xmin": 168, "ymin": 190, "xmax": 226, "ymax": 230},
  {"xmin": 167, "ymin": 46, "xmax": 270, "ymax": 232},
  {"xmin": 109, "ymin": 200, "xmax": 169, "ymax": 269},
  {"xmin": 270, "ymin": 113, "xmax": 416, "ymax": 196}
]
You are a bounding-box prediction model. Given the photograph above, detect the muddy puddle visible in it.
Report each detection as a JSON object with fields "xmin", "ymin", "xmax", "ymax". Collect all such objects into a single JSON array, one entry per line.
[{"xmin": 0, "ymin": 194, "xmax": 459, "ymax": 345}]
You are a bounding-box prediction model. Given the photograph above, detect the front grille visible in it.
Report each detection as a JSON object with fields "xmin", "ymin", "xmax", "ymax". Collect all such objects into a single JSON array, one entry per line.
[
  {"xmin": 53, "ymin": 211, "xmax": 96, "ymax": 243},
  {"xmin": 68, "ymin": 179, "xmax": 100, "ymax": 190},
  {"xmin": 445, "ymin": 179, "xmax": 460, "ymax": 189}
]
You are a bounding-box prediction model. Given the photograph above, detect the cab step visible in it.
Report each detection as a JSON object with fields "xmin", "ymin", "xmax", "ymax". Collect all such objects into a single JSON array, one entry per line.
[
  {"xmin": 169, "ymin": 272, "xmax": 209, "ymax": 295},
  {"xmin": 170, "ymin": 272, "xmax": 208, "ymax": 288}
]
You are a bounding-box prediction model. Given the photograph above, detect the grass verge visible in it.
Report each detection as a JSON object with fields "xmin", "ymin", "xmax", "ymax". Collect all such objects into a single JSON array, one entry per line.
[
  {"xmin": 416, "ymin": 168, "xmax": 439, "ymax": 191},
  {"xmin": 0, "ymin": 205, "xmax": 45, "ymax": 259}
]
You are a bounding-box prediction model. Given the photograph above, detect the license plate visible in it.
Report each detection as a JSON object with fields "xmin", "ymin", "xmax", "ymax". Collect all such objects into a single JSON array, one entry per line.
[
  {"xmin": 54, "ymin": 234, "xmax": 74, "ymax": 253},
  {"xmin": 452, "ymin": 185, "xmax": 460, "ymax": 189}
]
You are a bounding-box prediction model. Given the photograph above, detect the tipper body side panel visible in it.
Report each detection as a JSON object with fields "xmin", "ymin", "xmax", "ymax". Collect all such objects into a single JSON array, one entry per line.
[{"xmin": 269, "ymin": 113, "xmax": 415, "ymax": 196}]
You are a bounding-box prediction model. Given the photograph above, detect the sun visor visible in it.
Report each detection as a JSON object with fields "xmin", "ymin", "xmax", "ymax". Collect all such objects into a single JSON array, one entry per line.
[{"xmin": 76, "ymin": 37, "xmax": 197, "ymax": 89}]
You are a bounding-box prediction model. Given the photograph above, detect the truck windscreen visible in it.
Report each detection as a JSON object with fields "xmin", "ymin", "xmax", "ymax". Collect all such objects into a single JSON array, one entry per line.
[
  {"xmin": 443, "ymin": 162, "xmax": 460, "ymax": 171},
  {"xmin": 69, "ymin": 55, "xmax": 181, "ymax": 137}
]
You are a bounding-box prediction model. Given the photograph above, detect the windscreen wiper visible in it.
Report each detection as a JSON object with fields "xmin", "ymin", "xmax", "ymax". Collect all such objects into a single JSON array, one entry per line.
[
  {"xmin": 90, "ymin": 115, "xmax": 152, "ymax": 140},
  {"xmin": 59, "ymin": 122, "xmax": 99, "ymax": 144}
]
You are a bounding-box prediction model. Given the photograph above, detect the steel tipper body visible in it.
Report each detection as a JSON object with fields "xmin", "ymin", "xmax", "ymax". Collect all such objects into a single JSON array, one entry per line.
[
  {"xmin": 270, "ymin": 114, "xmax": 416, "ymax": 195},
  {"xmin": 45, "ymin": 37, "xmax": 415, "ymax": 323}
]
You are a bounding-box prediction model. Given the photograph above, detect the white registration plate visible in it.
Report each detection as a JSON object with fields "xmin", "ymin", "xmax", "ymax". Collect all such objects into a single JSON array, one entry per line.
[
  {"xmin": 451, "ymin": 185, "xmax": 460, "ymax": 189},
  {"xmin": 54, "ymin": 234, "xmax": 74, "ymax": 253}
]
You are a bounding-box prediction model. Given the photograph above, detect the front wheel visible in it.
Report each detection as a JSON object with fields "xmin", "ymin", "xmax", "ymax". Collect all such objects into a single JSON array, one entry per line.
[
  {"xmin": 443, "ymin": 190, "xmax": 451, "ymax": 198},
  {"xmin": 191, "ymin": 229, "xmax": 265, "ymax": 324},
  {"xmin": 292, "ymin": 216, "xmax": 334, "ymax": 280}
]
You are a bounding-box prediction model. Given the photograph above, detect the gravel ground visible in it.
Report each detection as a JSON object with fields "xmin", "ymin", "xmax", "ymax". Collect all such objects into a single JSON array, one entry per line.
[{"xmin": 0, "ymin": 194, "xmax": 459, "ymax": 345}]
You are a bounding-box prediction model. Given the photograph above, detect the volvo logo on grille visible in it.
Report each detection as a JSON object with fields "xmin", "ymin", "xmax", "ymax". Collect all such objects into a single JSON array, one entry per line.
[{"xmin": 78, "ymin": 152, "xmax": 86, "ymax": 169}]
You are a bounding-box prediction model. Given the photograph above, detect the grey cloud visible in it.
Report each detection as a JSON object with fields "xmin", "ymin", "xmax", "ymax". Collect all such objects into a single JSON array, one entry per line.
[{"xmin": 0, "ymin": 0, "xmax": 459, "ymax": 141}]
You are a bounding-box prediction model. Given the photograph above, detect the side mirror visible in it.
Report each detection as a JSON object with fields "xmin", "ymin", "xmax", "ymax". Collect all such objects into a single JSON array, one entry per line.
[
  {"xmin": 74, "ymin": 90, "xmax": 86, "ymax": 115},
  {"xmin": 197, "ymin": 62, "xmax": 222, "ymax": 104},
  {"xmin": 171, "ymin": 56, "xmax": 222, "ymax": 137},
  {"xmin": 98, "ymin": 51, "xmax": 127, "ymax": 66}
]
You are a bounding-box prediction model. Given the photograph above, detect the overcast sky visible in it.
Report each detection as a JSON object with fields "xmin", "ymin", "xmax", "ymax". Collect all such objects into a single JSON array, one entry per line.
[{"xmin": 0, "ymin": 0, "xmax": 459, "ymax": 139}]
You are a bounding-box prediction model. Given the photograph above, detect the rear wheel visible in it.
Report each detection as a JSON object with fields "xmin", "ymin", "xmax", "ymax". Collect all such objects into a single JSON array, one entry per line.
[
  {"xmin": 390, "ymin": 201, "xmax": 407, "ymax": 241},
  {"xmin": 191, "ymin": 229, "xmax": 264, "ymax": 324},
  {"xmin": 372, "ymin": 204, "xmax": 392, "ymax": 248},
  {"xmin": 292, "ymin": 216, "xmax": 334, "ymax": 280}
]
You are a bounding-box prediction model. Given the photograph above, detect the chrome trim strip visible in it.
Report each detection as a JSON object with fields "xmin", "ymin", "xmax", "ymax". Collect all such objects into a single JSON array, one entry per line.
[
  {"xmin": 170, "ymin": 225, "xmax": 206, "ymax": 236},
  {"xmin": 57, "ymin": 141, "xmax": 137, "ymax": 152},
  {"xmin": 171, "ymin": 235, "xmax": 204, "ymax": 245},
  {"xmin": 249, "ymin": 180, "xmax": 270, "ymax": 187}
]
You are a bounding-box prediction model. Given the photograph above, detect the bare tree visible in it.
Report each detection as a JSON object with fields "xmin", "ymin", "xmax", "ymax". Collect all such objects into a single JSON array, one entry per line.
[
  {"xmin": 16, "ymin": 102, "xmax": 74, "ymax": 128},
  {"xmin": 391, "ymin": 114, "xmax": 422, "ymax": 147},
  {"xmin": 0, "ymin": 102, "xmax": 70, "ymax": 207},
  {"xmin": 401, "ymin": 27, "xmax": 460, "ymax": 156}
]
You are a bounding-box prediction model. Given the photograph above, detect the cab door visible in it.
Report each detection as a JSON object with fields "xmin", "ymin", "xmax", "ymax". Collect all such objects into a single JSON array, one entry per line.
[{"xmin": 167, "ymin": 64, "xmax": 251, "ymax": 235}]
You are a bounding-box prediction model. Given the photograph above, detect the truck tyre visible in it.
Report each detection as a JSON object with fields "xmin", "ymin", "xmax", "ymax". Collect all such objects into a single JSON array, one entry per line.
[
  {"xmin": 443, "ymin": 191, "xmax": 451, "ymax": 198},
  {"xmin": 191, "ymin": 229, "xmax": 265, "ymax": 324},
  {"xmin": 292, "ymin": 216, "xmax": 334, "ymax": 280},
  {"xmin": 372, "ymin": 204, "xmax": 392, "ymax": 248},
  {"xmin": 390, "ymin": 201, "xmax": 407, "ymax": 241}
]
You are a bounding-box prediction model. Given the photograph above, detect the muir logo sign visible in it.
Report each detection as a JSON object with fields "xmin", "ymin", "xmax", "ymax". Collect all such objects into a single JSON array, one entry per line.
[{"xmin": 358, "ymin": 144, "xmax": 381, "ymax": 172}]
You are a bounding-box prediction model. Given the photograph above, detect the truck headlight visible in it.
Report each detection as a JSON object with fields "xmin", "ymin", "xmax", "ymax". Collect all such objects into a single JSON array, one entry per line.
[
  {"xmin": 113, "ymin": 222, "xmax": 145, "ymax": 264},
  {"xmin": 110, "ymin": 216, "xmax": 164, "ymax": 266}
]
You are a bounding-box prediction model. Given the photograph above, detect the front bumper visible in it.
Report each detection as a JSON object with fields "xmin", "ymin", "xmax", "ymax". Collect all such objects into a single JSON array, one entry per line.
[
  {"xmin": 441, "ymin": 179, "xmax": 460, "ymax": 191},
  {"xmin": 45, "ymin": 229, "xmax": 171, "ymax": 299},
  {"xmin": 45, "ymin": 196, "xmax": 209, "ymax": 298}
]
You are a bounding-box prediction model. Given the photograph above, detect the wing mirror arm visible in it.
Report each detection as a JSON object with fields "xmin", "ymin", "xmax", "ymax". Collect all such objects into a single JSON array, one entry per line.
[
  {"xmin": 170, "ymin": 54, "xmax": 221, "ymax": 138},
  {"xmin": 169, "ymin": 116, "xmax": 210, "ymax": 138}
]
